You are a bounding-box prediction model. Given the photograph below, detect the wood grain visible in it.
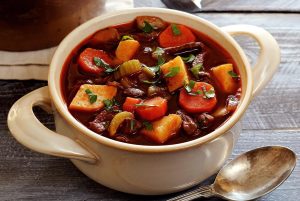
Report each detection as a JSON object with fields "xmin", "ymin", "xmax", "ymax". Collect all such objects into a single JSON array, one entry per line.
[
  {"xmin": 1, "ymin": 124, "xmax": 299, "ymax": 200},
  {"xmin": 134, "ymin": 0, "xmax": 300, "ymax": 12},
  {"xmin": 1, "ymin": 3, "xmax": 300, "ymax": 201}
]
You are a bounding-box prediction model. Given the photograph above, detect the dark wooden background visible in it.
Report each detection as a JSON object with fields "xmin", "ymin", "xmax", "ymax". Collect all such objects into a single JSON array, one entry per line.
[{"xmin": 1, "ymin": 0, "xmax": 299, "ymax": 200}]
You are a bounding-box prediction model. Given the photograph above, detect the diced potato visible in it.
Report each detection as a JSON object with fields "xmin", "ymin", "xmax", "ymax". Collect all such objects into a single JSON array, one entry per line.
[
  {"xmin": 141, "ymin": 114, "xmax": 182, "ymax": 144},
  {"xmin": 109, "ymin": 111, "xmax": 134, "ymax": 137},
  {"xmin": 115, "ymin": 40, "xmax": 140, "ymax": 62},
  {"xmin": 211, "ymin": 64, "xmax": 238, "ymax": 94},
  {"xmin": 69, "ymin": 84, "xmax": 117, "ymax": 112},
  {"xmin": 161, "ymin": 56, "xmax": 189, "ymax": 92}
]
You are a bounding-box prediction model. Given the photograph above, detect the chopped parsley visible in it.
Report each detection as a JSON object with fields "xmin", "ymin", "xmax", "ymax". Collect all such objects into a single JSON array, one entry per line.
[
  {"xmin": 184, "ymin": 80, "xmax": 196, "ymax": 93},
  {"xmin": 228, "ymin": 70, "xmax": 239, "ymax": 78},
  {"xmin": 184, "ymin": 81, "xmax": 215, "ymax": 98},
  {"xmin": 181, "ymin": 54, "xmax": 195, "ymax": 63},
  {"xmin": 202, "ymin": 86, "xmax": 216, "ymax": 99},
  {"xmin": 157, "ymin": 55, "xmax": 165, "ymax": 66},
  {"xmin": 153, "ymin": 47, "xmax": 164, "ymax": 57},
  {"xmin": 142, "ymin": 21, "xmax": 154, "ymax": 33},
  {"xmin": 130, "ymin": 119, "xmax": 135, "ymax": 131},
  {"xmin": 190, "ymin": 63, "xmax": 203, "ymax": 79},
  {"xmin": 121, "ymin": 35, "xmax": 134, "ymax": 41},
  {"xmin": 142, "ymin": 121, "xmax": 153, "ymax": 130},
  {"xmin": 85, "ymin": 89, "xmax": 97, "ymax": 104},
  {"xmin": 93, "ymin": 57, "xmax": 117, "ymax": 73},
  {"xmin": 102, "ymin": 99, "xmax": 119, "ymax": 111},
  {"xmin": 171, "ymin": 24, "xmax": 181, "ymax": 36},
  {"xmin": 164, "ymin": 66, "xmax": 180, "ymax": 78},
  {"xmin": 152, "ymin": 47, "xmax": 165, "ymax": 67},
  {"xmin": 151, "ymin": 65, "xmax": 161, "ymax": 73}
]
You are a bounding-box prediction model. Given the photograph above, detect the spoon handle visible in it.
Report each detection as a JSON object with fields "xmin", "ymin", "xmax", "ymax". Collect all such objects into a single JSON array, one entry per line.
[{"xmin": 167, "ymin": 185, "xmax": 214, "ymax": 201}]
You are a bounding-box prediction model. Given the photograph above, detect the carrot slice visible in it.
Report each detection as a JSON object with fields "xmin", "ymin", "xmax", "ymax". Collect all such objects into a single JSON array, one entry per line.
[
  {"xmin": 179, "ymin": 82, "xmax": 217, "ymax": 113},
  {"xmin": 158, "ymin": 24, "xmax": 196, "ymax": 48},
  {"xmin": 122, "ymin": 97, "xmax": 142, "ymax": 113},
  {"xmin": 78, "ymin": 48, "xmax": 113, "ymax": 75},
  {"xmin": 69, "ymin": 84, "xmax": 117, "ymax": 112},
  {"xmin": 135, "ymin": 97, "xmax": 168, "ymax": 121}
]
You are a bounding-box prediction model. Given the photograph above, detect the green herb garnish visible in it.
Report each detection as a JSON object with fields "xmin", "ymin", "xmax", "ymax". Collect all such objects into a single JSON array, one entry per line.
[
  {"xmin": 202, "ymin": 86, "xmax": 216, "ymax": 99},
  {"xmin": 157, "ymin": 55, "xmax": 165, "ymax": 66},
  {"xmin": 85, "ymin": 89, "xmax": 97, "ymax": 104},
  {"xmin": 94, "ymin": 57, "xmax": 117, "ymax": 73},
  {"xmin": 153, "ymin": 47, "xmax": 165, "ymax": 67},
  {"xmin": 143, "ymin": 121, "xmax": 153, "ymax": 130},
  {"xmin": 164, "ymin": 66, "xmax": 180, "ymax": 78},
  {"xmin": 196, "ymin": 90, "xmax": 203, "ymax": 95},
  {"xmin": 130, "ymin": 119, "xmax": 135, "ymax": 131},
  {"xmin": 228, "ymin": 70, "xmax": 239, "ymax": 78},
  {"xmin": 181, "ymin": 54, "xmax": 195, "ymax": 63},
  {"xmin": 153, "ymin": 47, "xmax": 165, "ymax": 58},
  {"xmin": 121, "ymin": 35, "xmax": 134, "ymax": 41},
  {"xmin": 171, "ymin": 24, "xmax": 181, "ymax": 36},
  {"xmin": 142, "ymin": 21, "xmax": 154, "ymax": 33},
  {"xmin": 190, "ymin": 63, "xmax": 203, "ymax": 79},
  {"xmin": 151, "ymin": 65, "xmax": 161, "ymax": 73},
  {"xmin": 103, "ymin": 99, "xmax": 119, "ymax": 111},
  {"xmin": 184, "ymin": 80, "xmax": 196, "ymax": 93}
]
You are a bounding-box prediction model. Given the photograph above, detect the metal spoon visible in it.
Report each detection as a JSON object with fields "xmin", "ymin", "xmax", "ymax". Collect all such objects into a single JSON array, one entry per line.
[
  {"xmin": 161, "ymin": 0, "xmax": 202, "ymax": 13},
  {"xmin": 167, "ymin": 146, "xmax": 296, "ymax": 201}
]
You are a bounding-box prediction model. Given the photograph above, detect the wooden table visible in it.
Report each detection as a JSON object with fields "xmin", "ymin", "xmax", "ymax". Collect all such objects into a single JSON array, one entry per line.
[{"xmin": 1, "ymin": 1, "xmax": 299, "ymax": 200}]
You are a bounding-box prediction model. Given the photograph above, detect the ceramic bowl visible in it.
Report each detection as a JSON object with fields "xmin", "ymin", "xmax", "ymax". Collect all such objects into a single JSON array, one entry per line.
[{"xmin": 7, "ymin": 8, "xmax": 280, "ymax": 195}]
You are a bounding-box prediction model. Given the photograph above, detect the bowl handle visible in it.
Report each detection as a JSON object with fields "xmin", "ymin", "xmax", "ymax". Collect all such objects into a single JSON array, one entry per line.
[
  {"xmin": 222, "ymin": 25, "xmax": 280, "ymax": 97},
  {"xmin": 7, "ymin": 86, "xmax": 98, "ymax": 163}
]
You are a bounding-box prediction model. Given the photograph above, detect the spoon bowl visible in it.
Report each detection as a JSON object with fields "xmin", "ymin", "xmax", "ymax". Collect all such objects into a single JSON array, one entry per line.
[
  {"xmin": 168, "ymin": 146, "xmax": 296, "ymax": 201},
  {"xmin": 214, "ymin": 146, "xmax": 297, "ymax": 200}
]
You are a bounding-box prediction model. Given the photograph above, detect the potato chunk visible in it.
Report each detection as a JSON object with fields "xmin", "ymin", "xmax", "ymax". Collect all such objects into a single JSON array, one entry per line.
[
  {"xmin": 211, "ymin": 63, "xmax": 238, "ymax": 94},
  {"xmin": 141, "ymin": 114, "xmax": 182, "ymax": 144},
  {"xmin": 161, "ymin": 56, "xmax": 189, "ymax": 92},
  {"xmin": 69, "ymin": 84, "xmax": 117, "ymax": 112},
  {"xmin": 115, "ymin": 40, "xmax": 140, "ymax": 62}
]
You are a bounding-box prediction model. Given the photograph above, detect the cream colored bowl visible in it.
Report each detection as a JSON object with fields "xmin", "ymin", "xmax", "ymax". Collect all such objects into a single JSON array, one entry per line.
[{"xmin": 7, "ymin": 8, "xmax": 280, "ymax": 195}]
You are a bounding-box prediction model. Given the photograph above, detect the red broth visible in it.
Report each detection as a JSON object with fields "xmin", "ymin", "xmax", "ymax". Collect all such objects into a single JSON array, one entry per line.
[{"xmin": 61, "ymin": 16, "xmax": 241, "ymax": 145}]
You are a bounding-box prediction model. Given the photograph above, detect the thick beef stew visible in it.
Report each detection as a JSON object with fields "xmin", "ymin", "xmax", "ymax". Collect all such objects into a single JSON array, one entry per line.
[{"xmin": 61, "ymin": 16, "xmax": 241, "ymax": 145}]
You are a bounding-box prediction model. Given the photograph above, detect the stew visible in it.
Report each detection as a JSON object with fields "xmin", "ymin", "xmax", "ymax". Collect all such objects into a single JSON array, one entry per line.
[{"xmin": 61, "ymin": 16, "xmax": 241, "ymax": 145}]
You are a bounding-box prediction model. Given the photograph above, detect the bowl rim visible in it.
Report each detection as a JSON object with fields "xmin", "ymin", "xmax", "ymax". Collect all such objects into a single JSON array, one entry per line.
[{"xmin": 48, "ymin": 7, "xmax": 253, "ymax": 153}]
